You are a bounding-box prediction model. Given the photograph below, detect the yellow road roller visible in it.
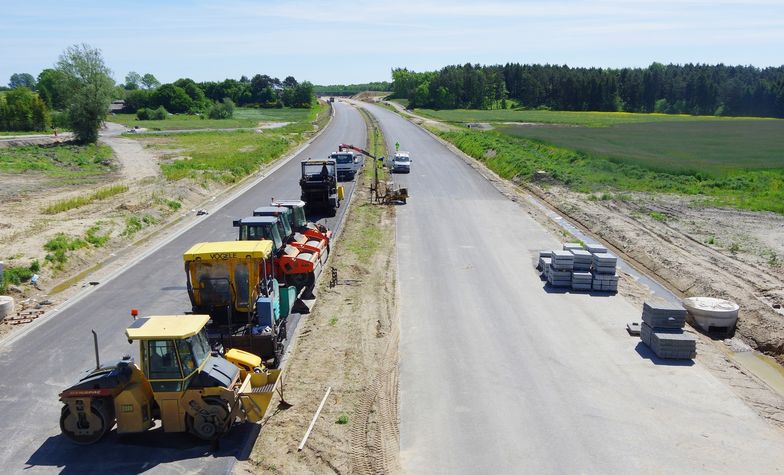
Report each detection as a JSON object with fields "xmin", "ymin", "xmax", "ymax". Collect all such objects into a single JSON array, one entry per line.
[{"xmin": 59, "ymin": 314, "xmax": 281, "ymax": 444}]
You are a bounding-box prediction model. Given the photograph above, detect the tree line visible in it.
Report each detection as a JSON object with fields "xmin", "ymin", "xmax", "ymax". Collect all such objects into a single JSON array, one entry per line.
[
  {"xmin": 2, "ymin": 47, "xmax": 315, "ymax": 139},
  {"xmin": 122, "ymin": 74, "xmax": 314, "ymax": 114},
  {"xmin": 313, "ymin": 82, "xmax": 391, "ymax": 96},
  {"xmin": 392, "ymin": 63, "xmax": 784, "ymax": 117}
]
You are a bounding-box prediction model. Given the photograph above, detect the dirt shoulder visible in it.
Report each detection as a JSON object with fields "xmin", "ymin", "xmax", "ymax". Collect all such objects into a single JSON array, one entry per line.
[{"xmin": 238, "ymin": 114, "xmax": 401, "ymax": 475}]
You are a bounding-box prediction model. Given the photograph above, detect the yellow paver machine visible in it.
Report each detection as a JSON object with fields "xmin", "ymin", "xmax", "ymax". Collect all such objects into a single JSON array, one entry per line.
[{"xmin": 59, "ymin": 315, "xmax": 280, "ymax": 444}]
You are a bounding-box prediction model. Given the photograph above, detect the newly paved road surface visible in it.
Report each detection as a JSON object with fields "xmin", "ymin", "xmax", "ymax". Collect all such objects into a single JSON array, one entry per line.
[
  {"xmin": 0, "ymin": 102, "xmax": 365, "ymax": 474},
  {"xmin": 359, "ymin": 102, "xmax": 784, "ymax": 474}
]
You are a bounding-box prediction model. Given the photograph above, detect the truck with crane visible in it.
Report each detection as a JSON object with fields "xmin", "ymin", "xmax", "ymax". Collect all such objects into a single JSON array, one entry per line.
[{"xmin": 58, "ymin": 314, "xmax": 281, "ymax": 444}]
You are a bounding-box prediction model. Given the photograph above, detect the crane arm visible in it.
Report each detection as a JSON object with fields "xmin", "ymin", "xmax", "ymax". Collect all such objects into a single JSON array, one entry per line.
[{"xmin": 339, "ymin": 143, "xmax": 377, "ymax": 160}]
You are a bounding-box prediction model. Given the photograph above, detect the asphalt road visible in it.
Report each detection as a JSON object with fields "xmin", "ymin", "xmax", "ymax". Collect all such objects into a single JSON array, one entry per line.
[
  {"xmin": 358, "ymin": 102, "xmax": 784, "ymax": 474},
  {"xmin": 0, "ymin": 101, "xmax": 366, "ymax": 474}
]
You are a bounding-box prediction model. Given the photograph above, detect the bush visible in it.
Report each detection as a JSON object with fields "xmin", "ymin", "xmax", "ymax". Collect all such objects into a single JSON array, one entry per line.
[
  {"xmin": 44, "ymin": 233, "xmax": 87, "ymax": 268},
  {"xmin": 137, "ymin": 106, "xmax": 167, "ymax": 120},
  {"xmin": 207, "ymin": 98, "xmax": 235, "ymax": 119},
  {"xmin": 0, "ymin": 87, "xmax": 50, "ymax": 131}
]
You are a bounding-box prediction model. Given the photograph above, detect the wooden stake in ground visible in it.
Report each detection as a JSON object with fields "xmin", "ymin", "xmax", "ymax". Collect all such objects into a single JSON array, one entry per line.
[{"xmin": 298, "ymin": 386, "xmax": 332, "ymax": 451}]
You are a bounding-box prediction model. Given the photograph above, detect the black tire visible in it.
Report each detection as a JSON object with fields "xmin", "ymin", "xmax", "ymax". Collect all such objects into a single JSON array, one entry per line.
[
  {"xmin": 60, "ymin": 402, "xmax": 112, "ymax": 445},
  {"xmin": 186, "ymin": 397, "xmax": 230, "ymax": 441}
]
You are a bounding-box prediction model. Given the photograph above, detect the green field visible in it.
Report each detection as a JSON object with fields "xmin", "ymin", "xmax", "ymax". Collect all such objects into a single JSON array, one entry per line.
[
  {"xmin": 109, "ymin": 107, "xmax": 315, "ymax": 131},
  {"xmin": 0, "ymin": 143, "xmax": 114, "ymax": 177},
  {"xmin": 416, "ymin": 108, "xmax": 769, "ymax": 127},
  {"xmin": 150, "ymin": 104, "xmax": 326, "ymax": 182},
  {"xmin": 499, "ymin": 121, "xmax": 784, "ymax": 174},
  {"xmin": 436, "ymin": 126, "xmax": 784, "ymax": 214}
]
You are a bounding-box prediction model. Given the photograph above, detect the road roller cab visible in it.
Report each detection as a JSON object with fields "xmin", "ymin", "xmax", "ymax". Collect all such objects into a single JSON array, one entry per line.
[{"xmin": 59, "ymin": 315, "xmax": 281, "ymax": 445}]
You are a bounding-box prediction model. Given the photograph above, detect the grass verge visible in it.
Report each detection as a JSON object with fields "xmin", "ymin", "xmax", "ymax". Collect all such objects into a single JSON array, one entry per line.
[
  {"xmin": 43, "ymin": 184, "xmax": 128, "ymax": 214},
  {"xmin": 151, "ymin": 103, "xmax": 326, "ymax": 183},
  {"xmin": 0, "ymin": 143, "xmax": 113, "ymax": 177}
]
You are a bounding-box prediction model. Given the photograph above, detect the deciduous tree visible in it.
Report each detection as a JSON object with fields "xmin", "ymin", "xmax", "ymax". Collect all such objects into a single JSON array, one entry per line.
[{"xmin": 56, "ymin": 44, "xmax": 115, "ymax": 143}]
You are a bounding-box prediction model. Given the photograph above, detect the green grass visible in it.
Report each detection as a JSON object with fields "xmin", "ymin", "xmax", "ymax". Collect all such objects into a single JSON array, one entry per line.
[
  {"xmin": 0, "ymin": 144, "xmax": 113, "ymax": 176},
  {"xmin": 437, "ymin": 128, "xmax": 784, "ymax": 214},
  {"xmin": 122, "ymin": 214, "xmax": 157, "ymax": 237},
  {"xmin": 43, "ymin": 184, "xmax": 128, "ymax": 214},
  {"xmin": 0, "ymin": 260, "xmax": 39, "ymax": 291},
  {"xmin": 416, "ymin": 108, "xmax": 771, "ymax": 127},
  {"xmin": 152, "ymin": 104, "xmax": 324, "ymax": 183},
  {"xmin": 498, "ymin": 121, "xmax": 784, "ymax": 173},
  {"xmin": 84, "ymin": 224, "xmax": 111, "ymax": 247},
  {"xmin": 110, "ymin": 107, "xmax": 315, "ymax": 131},
  {"xmin": 44, "ymin": 233, "xmax": 87, "ymax": 268}
]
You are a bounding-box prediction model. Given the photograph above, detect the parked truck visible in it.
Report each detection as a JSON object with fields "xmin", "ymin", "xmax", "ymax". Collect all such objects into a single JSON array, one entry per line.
[
  {"xmin": 299, "ymin": 158, "xmax": 344, "ymax": 217},
  {"xmin": 253, "ymin": 206, "xmax": 329, "ymax": 266}
]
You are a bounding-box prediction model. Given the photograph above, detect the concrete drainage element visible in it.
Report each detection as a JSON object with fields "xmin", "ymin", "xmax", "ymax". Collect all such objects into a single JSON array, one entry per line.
[
  {"xmin": 0, "ymin": 296, "xmax": 14, "ymax": 321},
  {"xmin": 683, "ymin": 296, "xmax": 740, "ymax": 331}
]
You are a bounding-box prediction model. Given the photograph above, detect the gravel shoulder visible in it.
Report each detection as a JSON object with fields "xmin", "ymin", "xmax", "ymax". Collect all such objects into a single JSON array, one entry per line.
[{"xmin": 238, "ymin": 166, "xmax": 401, "ymax": 475}]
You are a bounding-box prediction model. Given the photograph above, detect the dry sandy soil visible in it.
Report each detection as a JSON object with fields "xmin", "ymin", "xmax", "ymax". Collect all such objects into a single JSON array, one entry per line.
[
  {"xmin": 237, "ymin": 168, "xmax": 401, "ymax": 475},
  {"xmin": 0, "ymin": 122, "xmax": 307, "ymax": 337}
]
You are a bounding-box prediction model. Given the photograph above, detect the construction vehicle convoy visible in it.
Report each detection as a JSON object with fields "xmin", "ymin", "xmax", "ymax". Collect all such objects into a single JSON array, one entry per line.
[
  {"xmin": 299, "ymin": 158, "xmax": 344, "ymax": 217},
  {"xmin": 59, "ymin": 314, "xmax": 280, "ymax": 444},
  {"xmin": 58, "ymin": 143, "xmax": 362, "ymax": 446},
  {"xmin": 183, "ymin": 240, "xmax": 293, "ymax": 365}
]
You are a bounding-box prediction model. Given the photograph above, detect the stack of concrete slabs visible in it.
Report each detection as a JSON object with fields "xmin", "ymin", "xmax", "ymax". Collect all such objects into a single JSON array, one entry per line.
[
  {"xmin": 592, "ymin": 273, "xmax": 618, "ymax": 292},
  {"xmin": 641, "ymin": 323, "xmax": 696, "ymax": 359},
  {"xmin": 570, "ymin": 249, "xmax": 593, "ymax": 271},
  {"xmin": 546, "ymin": 263, "xmax": 572, "ymax": 287},
  {"xmin": 551, "ymin": 250, "xmax": 574, "ymax": 271},
  {"xmin": 642, "ymin": 301, "xmax": 686, "ymax": 328},
  {"xmin": 571, "ymin": 271, "xmax": 593, "ymax": 290},
  {"xmin": 563, "ymin": 243, "xmax": 583, "ymax": 252},
  {"xmin": 593, "ymin": 253, "xmax": 617, "ymax": 274},
  {"xmin": 586, "ymin": 243, "xmax": 608, "ymax": 254},
  {"xmin": 537, "ymin": 251, "xmax": 552, "ymax": 271}
]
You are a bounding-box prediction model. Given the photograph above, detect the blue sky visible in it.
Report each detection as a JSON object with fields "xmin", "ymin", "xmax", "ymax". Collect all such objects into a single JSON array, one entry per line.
[{"xmin": 1, "ymin": 0, "xmax": 783, "ymax": 85}]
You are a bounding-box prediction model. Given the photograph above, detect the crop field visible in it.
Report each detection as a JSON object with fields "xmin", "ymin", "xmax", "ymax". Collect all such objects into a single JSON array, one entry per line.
[
  {"xmin": 416, "ymin": 108, "xmax": 769, "ymax": 127},
  {"xmin": 0, "ymin": 143, "xmax": 114, "ymax": 177},
  {"xmin": 498, "ymin": 120, "xmax": 784, "ymax": 173},
  {"xmin": 109, "ymin": 106, "xmax": 315, "ymax": 131},
  {"xmin": 437, "ymin": 127, "xmax": 784, "ymax": 213}
]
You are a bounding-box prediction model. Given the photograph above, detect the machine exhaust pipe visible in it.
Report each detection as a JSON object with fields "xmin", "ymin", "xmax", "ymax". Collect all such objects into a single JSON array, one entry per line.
[{"xmin": 92, "ymin": 329, "xmax": 100, "ymax": 370}]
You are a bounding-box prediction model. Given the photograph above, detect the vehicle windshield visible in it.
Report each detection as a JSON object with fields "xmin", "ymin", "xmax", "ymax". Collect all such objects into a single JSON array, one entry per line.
[
  {"xmin": 303, "ymin": 162, "xmax": 335, "ymax": 177},
  {"xmin": 395, "ymin": 156, "xmax": 410, "ymax": 162},
  {"xmin": 332, "ymin": 153, "xmax": 353, "ymax": 164},
  {"xmin": 189, "ymin": 330, "xmax": 211, "ymax": 367},
  {"xmin": 240, "ymin": 223, "xmax": 282, "ymax": 249},
  {"xmin": 292, "ymin": 206, "xmax": 307, "ymax": 227},
  {"xmin": 190, "ymin": 261, "xmax": 231, "ymax": 306}
]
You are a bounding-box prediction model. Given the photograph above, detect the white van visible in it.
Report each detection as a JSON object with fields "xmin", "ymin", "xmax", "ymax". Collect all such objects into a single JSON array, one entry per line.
[
  {"xmin": 391, "ymin": 152, "xmax": 411, "ymax": 173},
  {"xmin": 330, "ymin": 151, "xmax": 361, "ymax": 180}
]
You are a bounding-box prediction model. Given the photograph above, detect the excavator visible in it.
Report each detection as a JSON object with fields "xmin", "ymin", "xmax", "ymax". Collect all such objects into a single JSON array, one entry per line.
[
  {"xmin": 59, "ymin": 314, "xmax": 281, "ymax": 444},
  {"xmin": 182, "ymin": 240, "xmax": 293, "ymax": 365},
  {"xmin": 233, "ymin": 215, "xmax": 322, "ymax": 291},
  {"xmin": 253, "ymin": 206, "xmax": 329, "ymax": 267}
]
